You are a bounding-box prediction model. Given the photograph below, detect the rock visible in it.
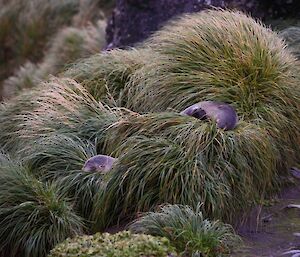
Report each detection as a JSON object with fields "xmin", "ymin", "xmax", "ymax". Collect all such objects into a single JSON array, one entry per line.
[
  {"xmin": 261, "ymin": 0, "xmax": 300, "ymax": 19},
  {"xmin": 106, "ymin": 0, "xmax": 300, "ymax": 49},
  {"xmin": 105, "ymin": 0, "xmax": 261, "ymax": 49}
]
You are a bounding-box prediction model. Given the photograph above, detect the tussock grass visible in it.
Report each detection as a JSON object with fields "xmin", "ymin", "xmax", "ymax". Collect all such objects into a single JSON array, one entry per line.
[
  {"xmin": 3, "ymin": 20, "xmax": 106, "ymax": 98},
  {"xmin": 24, "ymin": 135, "xmax": 97, "ymax": 177},
  {"xmin": 0, "ymin": 153, "xmax": 84, "ymax": 257},
  {"xmin": 0, "ymin": 0, "xmax": 79, "ymax": 89},
  {"xmin": 0, "ymin": 12, "xmax": 298, "ymax": 253},
  {"xmin": 2, "ymin": 62, "xmax": 38, "ymax": 98},
  {"xmin": 93, "ymin": 113, "xmax": 277, "ymax": 229},
  {"xmin": 23, "ymin": 134, "xmax": 110, "ymax": 222},
  {"xmin": 0, "ymin": 89, "xmax": 44, "ymax": 152},
  {"xmin": 130, "ymin": 204, "xmax": 241, "ymax": 257},
  {"xmin": 0, "ymin": 0, "xmax": 78, "ymax": 60},
  {"xmin": 63, "ymin": 48, "xmax": 156, "ymax": 106},
  {"xmin": 126, "ymin": 9, "xmax": 300, "ymax": 170},
  {"xmin": 129, "ymin": 9, "xmax": 298, "ymax": 112},
  {"xmin": 0, "ymin": 79, "xmax": 121, "ymax": 223},
  {"xmin": 0, "ymin": 78, "xmax": 118, "ymax": 153}
]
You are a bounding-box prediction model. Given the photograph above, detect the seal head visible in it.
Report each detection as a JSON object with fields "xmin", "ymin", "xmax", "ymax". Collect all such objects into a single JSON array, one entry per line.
[
  {"xmin": 83, "ymin": 155, "xmax": 116, "ymax": 173},
  {"xmin": 181, "ymin": 101, "xmax": 238, "ymax": 130}
]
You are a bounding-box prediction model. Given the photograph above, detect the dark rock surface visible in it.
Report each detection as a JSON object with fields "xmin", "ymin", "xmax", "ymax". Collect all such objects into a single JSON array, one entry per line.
[
  {"xmin": 105, "ymin": 0, "xmax": 261, "ymax": 49},
  {"xmin": 106, "ymin": 0, "xmax": 300, "ymax": 49},
  {"xmin": 261, "ymin": 0, "xmax": 300, "ymax": 19}
]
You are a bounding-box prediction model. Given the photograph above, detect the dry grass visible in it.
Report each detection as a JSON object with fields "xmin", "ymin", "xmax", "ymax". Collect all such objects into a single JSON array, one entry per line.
[
  {"xmin": 63, "ymin": 48, "xmax": 156, "ymax": 106},
  {"xmin": 0, "ymin": 78, "xmax": 116, "ymax": 152},
  {"xmin": 3, "ymin": 20, "xmax": 106, "ymax": 98},
  {"xmin": 0, "ymin": 0, "xmax": 79, "ymax": 92}
]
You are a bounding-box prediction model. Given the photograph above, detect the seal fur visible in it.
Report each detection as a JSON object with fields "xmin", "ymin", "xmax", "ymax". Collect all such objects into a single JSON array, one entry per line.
[{"xmin": 180, "ymin": 101, "xmax": 238, "ymax": 130}]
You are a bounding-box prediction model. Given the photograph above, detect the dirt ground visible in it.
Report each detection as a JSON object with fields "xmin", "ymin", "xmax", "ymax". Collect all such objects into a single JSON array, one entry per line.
[{"xmin": 234, "ymin": 181, "xmax": 300, "ymax": 257}]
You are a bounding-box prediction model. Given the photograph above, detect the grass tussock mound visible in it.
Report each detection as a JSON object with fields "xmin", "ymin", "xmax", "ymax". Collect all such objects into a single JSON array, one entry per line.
[
  {"xmin": 63, "ymin": 48, "xmax": 156, "ymax": 106},
  {"xmin": 3, "ymin": 20, "xmax": 106, "ymax": 98},
  {"xmin": 23, "ymin": 134, "xmax": 111, "ymax": 222},
  {"xmin": 130, "ymin": 204, "xmax": 241, "ymax": 257},
  {"xmin": 0, "ymin": 75, "xmax": 282, "ymax": 230},
  {"xmin": 129, "ymin": 9, "xmax": 298, "ymax": 112},
  {"xmin": 94, "ymin": 115, "xmax": 277, "ymax": 229},
  {"xmin": 0, "ymin": 153, "xmax": 84, "ymax": 257},
  {"xmin": 0, "ymin": 78, "xmax": 118, "ymax": 152},
  {"xmin": 0, "ymin": 9, "xmax": 299, "ymax": 256},
  {"xmin": 125, "ymin": 9, "xmax": 300, "ymax": 170},
  {"xmin": 0, "ymin": 0, "xmax": 78, "ymax": 89}
]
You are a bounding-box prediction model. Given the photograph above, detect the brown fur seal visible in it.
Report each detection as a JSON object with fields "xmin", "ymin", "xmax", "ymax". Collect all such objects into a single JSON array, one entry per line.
[
  {"xmin": 83, "ymin": 155, "xmax": 116, "ymax": 173},
  {"xmin": 180, "ymin": 101, "xmax": 238, "ymax": 130}
]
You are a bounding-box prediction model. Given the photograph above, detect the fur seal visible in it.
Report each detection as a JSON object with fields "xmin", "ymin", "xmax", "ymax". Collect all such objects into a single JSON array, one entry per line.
[
  {"xmin": 180, "ymin": 101, "xmax": 238, "ymax": 130},
  {"xmin": 83, "ymin": 155, "xmax": 116, "ymax": 173}
]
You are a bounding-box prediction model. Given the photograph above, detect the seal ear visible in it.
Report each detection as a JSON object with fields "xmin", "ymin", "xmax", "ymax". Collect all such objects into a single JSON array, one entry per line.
[{"xmin": 190, "ymin": 107, "xmax": 207, "ymax": 120}]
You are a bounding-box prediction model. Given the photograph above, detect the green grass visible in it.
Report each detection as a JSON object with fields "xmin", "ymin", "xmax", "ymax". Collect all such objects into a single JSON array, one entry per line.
[
  {"xmin": 0, "ymin": 10, "xmax": 298, "ymax": 256},
  {"xmin": 0, "ymin": 153, "xmax": 84, "ymax": 257},
  {"xmin": 63, "ymin": 48, "xmax": 156, "ymax": 106},
  {"xmin": 130, "ymin": 9, "xmax": 299, "ymax": 113},
  {"xmin": 0, "ymin": 0, "xmax": 113, "ymax": 99},
  {"xmin": 0, "ymin": 0, "xmax": 79, "ymax": 89},
  {"xmin": 24, "ymin": 134, "xmax": 97, "ymax": 177},
  {"xmin": 125, "ymin": 9, "xmax": 300, "ymax": 171},
  {"xmin": 130, "ymin": 204, "xmax": 241, "ymax": 257},
  {"xmin": 2, "ymin": 62, "xmax": 38, "ymax": 98},
  {"xmin": 0, "ymin": 78, "xmax": 117, "ymax": 153},
  {"xmin": 23, "ymin": 134, "xmax": 111, "ymax": 223},
  {"xmin": 93, "ymin": 113, "xmax": 277, "ymax": 229},
  {"xmin": 3, "ymin": 20, "xmax": 106, "ymax": 98},
  {"xmin": 1, "ymin": 78, "xmax": 278, "ymax": 230}
]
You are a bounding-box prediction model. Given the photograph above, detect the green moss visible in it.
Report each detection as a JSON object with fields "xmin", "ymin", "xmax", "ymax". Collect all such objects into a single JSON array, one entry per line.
[{"xmin": 48, "ymin": 231, "xmax": 177, "ymax": 257}]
